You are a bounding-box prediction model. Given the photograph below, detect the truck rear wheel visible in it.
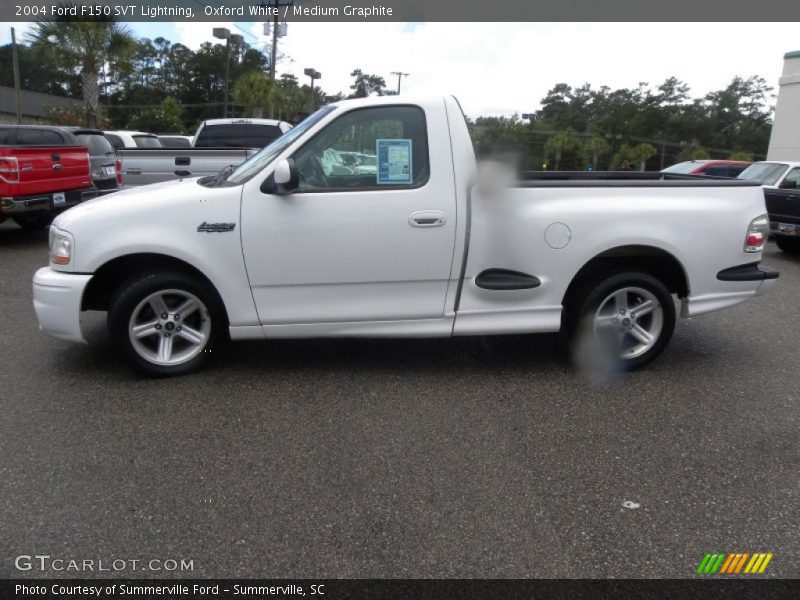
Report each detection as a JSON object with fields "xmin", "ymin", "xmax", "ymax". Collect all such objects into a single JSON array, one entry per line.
[
  {"xmin": 566, "ymin": 271, "xmax": 676, "ymax": 371},
  {"xmin": 775, "ymin": 236, "xmax": 800, "ymax": 254},
  {"xmin": 108, "ymin": 271, "xmax": 226, "ymax": 376},
  {"xmin": 13, "ymin": 213, "xmax": 53, "ymax": 230}
]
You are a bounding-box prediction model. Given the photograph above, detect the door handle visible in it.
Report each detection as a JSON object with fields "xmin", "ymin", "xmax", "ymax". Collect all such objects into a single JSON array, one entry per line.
[
  {"xmin": 175, "ymin": 170, "xmax": 191, "ymax": 177},
  {"xmin": 409, "ymin": 210, "xmax": 446, "ymax": 228},
  {"xmin": 127, "ymin": 168, "xmax": 142, "ymax": 175}
]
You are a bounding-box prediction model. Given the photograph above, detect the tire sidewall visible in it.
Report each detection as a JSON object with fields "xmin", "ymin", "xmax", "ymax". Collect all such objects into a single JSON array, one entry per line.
[
  {"xmin": 108, "ymin": 271, "xmax": 225, "ymax": 376},
  {"xmin": 570, "ymin": 271, "xmax": 676, "ymax": 371}
]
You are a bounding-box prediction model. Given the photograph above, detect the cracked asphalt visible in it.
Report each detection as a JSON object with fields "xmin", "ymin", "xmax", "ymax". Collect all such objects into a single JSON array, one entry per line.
[{"xmin": 1, "ymin": 220, "xmax": 798, "ymax": 579}]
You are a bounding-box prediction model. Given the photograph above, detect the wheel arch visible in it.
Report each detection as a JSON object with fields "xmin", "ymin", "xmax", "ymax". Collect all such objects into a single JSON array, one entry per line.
[
  {"xmin": 562, "ymin": 244, "xmax": 690, "ymax": 308},
  {"xmin": 82, "ymin": 253, "xmax": 229, "ymax": 325}
]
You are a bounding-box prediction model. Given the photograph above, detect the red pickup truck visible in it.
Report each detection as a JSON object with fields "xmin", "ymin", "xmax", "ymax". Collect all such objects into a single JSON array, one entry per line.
[{"xmin": 0, "ymin": 125, "xmax": 96, "ymax": 229}]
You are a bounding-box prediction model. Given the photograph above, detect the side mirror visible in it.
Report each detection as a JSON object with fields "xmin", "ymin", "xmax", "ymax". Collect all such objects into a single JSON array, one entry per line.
[{"xmin": 262, "ymin": 158, "xmax": 299, "ymax": 195}]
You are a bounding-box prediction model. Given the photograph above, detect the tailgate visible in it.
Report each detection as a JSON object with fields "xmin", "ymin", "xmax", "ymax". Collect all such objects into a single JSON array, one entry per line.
[
  {"xmin": 119, "ymin": 148, "xmax": 254, "ymax": 187},
  {"xmin": 4, "ymin": 147, "xmax": 92, "ymax": 196}
]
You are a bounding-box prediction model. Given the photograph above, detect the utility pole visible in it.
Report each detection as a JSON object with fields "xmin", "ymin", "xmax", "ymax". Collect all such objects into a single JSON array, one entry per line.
[
  {"xmin": 391, "ymin": 71, "xmax": 409, "ymax": 94},
  {"xmin": 11, "ymin": 27, "xmax": 22, "ymax": 124}
]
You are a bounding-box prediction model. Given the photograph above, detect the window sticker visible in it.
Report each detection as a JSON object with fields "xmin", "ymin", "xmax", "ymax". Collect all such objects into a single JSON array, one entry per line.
[{"xmin": 376, "ymin": 139, "xmax": 412, "ymax": 184}]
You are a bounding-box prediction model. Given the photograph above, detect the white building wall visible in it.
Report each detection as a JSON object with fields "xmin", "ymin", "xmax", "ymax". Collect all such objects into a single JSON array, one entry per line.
[{"xmin": 768, "ymin": 51, "xmax": 800, "ymax": 161}]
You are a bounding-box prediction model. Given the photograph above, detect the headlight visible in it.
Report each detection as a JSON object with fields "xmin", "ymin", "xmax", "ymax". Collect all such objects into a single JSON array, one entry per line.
[{"xmin": 50, "ymin": 229, "xmax": 73, "ymax": 265}]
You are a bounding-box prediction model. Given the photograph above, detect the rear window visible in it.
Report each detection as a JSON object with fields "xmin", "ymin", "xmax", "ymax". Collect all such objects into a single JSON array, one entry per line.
[
  {"xmin": 194, "ymin": 124, "xmax": 284, "ymax": 148},
  {"xmin": 662, "ymin": 161, "xmax": 707, "ymax": 174},
  {"xmin": 133, "ymin": 135, "xmax": 163, "ymax": 149},
  {"xmin": 76, "ymin": 133, "xmax": 115, "ymax": 156},
  {"xmin": 16, "ymin": 128, "xmax": 67, "ymax": 146}
]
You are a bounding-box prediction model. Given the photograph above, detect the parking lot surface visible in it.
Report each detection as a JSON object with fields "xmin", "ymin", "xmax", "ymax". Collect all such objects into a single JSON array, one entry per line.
[{"xmin": 1, "ymin": 220, "xmax": 798, "ymax": 578}]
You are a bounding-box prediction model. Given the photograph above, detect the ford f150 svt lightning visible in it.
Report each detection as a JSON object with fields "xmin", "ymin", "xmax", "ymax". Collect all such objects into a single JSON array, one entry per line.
[{"xmin": 33, "ymin": 96, "xmax": 778, "ymax": 376}]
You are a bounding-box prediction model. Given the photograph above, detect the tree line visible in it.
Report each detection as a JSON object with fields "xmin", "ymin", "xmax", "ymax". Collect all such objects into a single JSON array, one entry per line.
[
  {"xmin": 470, "ymin": 76, "xmax": 773, "ymax": 170},
  {"xmin": 0, "ymin": 19, "xmax": 775, "ymax": 170}
]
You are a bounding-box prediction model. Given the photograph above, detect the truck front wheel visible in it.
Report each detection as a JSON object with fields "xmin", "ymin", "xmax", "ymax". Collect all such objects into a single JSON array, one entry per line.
[
  {"xmin": 566, "ymin": 271, "xmax": 676, "ymax": 371},
  {"xmin": 775, "ymin": 236, "xmax": 800, "ymax": 254},
  {"xmin": 108, "ymin": 271, "xmax": 226, "ymax": 376},
  {"xmin": 13, "ymin": 213, "xmax": 54, "ymax": 230}
]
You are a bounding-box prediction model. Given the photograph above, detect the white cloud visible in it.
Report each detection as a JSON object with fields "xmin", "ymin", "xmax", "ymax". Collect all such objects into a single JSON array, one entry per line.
[
  {"xmin": 0, "ymin": 22, "xmax": 35, "ymax": 45},
  {"xmin": 217, "ymin": 22, "xmax": 799, "ymax": 117}
]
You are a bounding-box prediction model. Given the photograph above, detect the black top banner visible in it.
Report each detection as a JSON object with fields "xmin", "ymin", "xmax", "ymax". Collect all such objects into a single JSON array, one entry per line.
[{"xmin": 4, "ymin": 0, "xmax": 800, "ymax": 22}]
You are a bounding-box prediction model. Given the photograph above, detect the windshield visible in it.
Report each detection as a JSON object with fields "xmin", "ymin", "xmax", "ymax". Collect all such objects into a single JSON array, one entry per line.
[
  {"xmin": 662, "ymin": 161, "xmax": 707, "ymax": 174},
  {"xmin": 225, "ymin": 106, "xmax": 335, "ymax": 184},
  {"xmin": 738, "ymin": 162, "xmax": 788, "ymax": 186}
]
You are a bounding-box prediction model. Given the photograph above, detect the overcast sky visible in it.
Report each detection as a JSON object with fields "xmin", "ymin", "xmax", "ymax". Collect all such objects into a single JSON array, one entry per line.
[{"xmin": 3, "ymin": 22, "xmax": 798, "ymax": 117}]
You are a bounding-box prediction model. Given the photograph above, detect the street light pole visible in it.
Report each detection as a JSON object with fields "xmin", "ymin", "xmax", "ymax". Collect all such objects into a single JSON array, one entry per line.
[
  {"xmin": 304, "ymin": 68, "xmax": 321, "ymax": 112},
  {"xmin": 213, "ymin": 28, "xmax": 242, "ymax": 118}
]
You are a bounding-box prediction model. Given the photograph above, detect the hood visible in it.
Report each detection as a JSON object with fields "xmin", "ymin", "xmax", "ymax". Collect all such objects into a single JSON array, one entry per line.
[{"xmin": 54, "ymin": 178, "xmax": 236, "ymax": 232}]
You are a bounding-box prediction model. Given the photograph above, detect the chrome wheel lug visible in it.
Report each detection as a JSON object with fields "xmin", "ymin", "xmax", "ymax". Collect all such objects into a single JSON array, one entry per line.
[
  {"xmin": 155, "ymin": 324, "xmax": 162, "ymax": 330},
  {"xmin": 161, "ymin": 312, "xmax": 168, "ymax": 319},
  {"xmin": 175, "ymin": 314, "xmax": 181, "ymax": 321},
  {"xmin": 176, "ymin": 326, "xmax": 182, "ymax": 332},
  {"xmin": 164, "ymin": 332, "xmax": 171, "ymax": 338}
]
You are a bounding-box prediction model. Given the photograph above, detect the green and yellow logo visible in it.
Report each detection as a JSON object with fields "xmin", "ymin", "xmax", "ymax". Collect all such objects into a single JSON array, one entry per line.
[{"xmin": 696, "ymin": 552, "xmax": 773, "ymax": 574}]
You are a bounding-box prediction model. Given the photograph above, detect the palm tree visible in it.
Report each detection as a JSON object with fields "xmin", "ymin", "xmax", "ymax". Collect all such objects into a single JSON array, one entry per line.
[
  {"xmin": 544, "ymin": 129, "xmax": 584, "ymax": 170},
  {"xmin": 584, "ymin": 136, "xmax": 609, "ymax": 170},
  {"xmin": 630, "ymin": 143, "xmax": 658, "ymax": 171},
  {"xmin": 233, "ymin": 71, "xmax": 274, "ymax": 118},
  {"xmin": 28, "ymin": 17, "xmax": 136, "ymax": 127}
]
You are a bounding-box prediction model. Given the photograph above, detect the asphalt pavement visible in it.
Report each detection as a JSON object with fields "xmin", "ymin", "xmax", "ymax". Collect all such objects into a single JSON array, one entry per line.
[{"xmin": 1, "ymin": 220, "xmax": 798, "ymax": 578}]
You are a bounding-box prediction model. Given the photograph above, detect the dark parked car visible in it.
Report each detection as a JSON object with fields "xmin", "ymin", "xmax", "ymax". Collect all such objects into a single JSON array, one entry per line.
[
  {"xmin": 662, "ymin": 159, "xmax": 752, "ymax": 178},
  {"xmin": 63, "ymin": 127, "xmax": 120, "ymax": 194}
]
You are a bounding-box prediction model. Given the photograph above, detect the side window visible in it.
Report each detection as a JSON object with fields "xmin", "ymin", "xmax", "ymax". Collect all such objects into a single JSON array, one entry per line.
[
  {"xmin": 703, "ymin": 166, "xmax": 729, "ymax": 177},
  {"xmin": 779, "ymin": 168, "xmax": 800, "ymax": 189},
  {"xmin": 292, "ymin": 106, "xmax": 429, "ymax": 191},
  {"xmin": 105, "ymin": 134, "xmax": 124, "ymax": 150}
]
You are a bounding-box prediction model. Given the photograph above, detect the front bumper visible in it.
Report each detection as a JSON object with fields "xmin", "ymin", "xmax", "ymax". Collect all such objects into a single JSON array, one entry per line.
[{"xmin": 32, "ymin": 267, "xmax": 92, "ymax": 343}]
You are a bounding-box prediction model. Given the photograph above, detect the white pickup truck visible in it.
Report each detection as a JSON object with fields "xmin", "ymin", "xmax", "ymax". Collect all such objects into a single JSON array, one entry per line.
[
  {"xmin": 117, "ymin": 118, "xmax": 293, "ymax": 187},
  {"xmin": 33, "ymin": 95, "xmax": 778, "ymax": 376}
]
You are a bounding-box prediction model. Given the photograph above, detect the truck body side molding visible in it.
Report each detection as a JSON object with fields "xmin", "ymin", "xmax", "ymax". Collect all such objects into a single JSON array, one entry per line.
[{"xmin": 475, "ymin": 269, "xmax": 541, "ymax": 290}]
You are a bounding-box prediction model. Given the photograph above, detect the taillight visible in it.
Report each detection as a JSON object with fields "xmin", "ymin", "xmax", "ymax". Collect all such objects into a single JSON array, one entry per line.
[
  {"xmin": 745, "ymin": 214, "xmax": 769, "ymax": 253},
  {"xmin": 0, "ymin": 156, "xmax": 20, "ymax": 183},
  {"xmin": 115, "ymin": 159, "xmax": 123, "ymax": 185}
]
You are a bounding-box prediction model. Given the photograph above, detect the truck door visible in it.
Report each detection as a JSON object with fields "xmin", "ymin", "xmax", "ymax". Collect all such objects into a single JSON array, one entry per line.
[{"xmin": 240, "ymin": 102, "xmax": 458, "ymax": 326}]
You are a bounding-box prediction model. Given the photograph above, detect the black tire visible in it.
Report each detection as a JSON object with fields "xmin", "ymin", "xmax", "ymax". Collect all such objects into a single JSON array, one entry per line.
[
  {"xmin": 775, "ymin": 236, "xmax": 800, "ymax": 254},
  {"xmin": 565, "ymin": 270, "xmax": 676, "ymax": 371},
  {"xmin": 13, "ymin": 213, "xmax": 54, "ymax": 230},
  {"xmin": 108, "ymin": 271, "xmax": 227, "ymax": 376}
]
